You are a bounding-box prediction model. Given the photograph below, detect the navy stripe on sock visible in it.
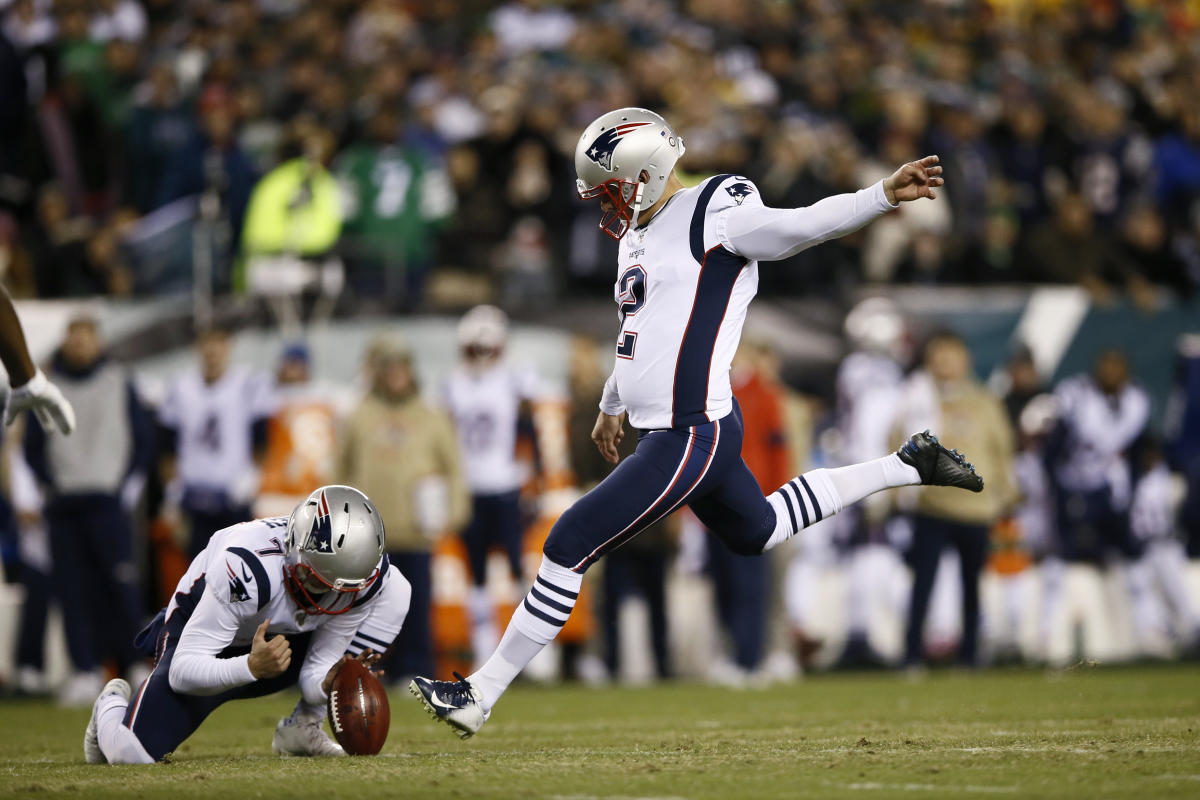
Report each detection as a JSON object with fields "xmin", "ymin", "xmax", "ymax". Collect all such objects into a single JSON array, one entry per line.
[
  {"xmin": 798, "ymin": 476, "xmax": 823, "ymax": 523},
  {"xmin": 529, "ymin": 586, "xmax": 573, "ymax": 616},
  {"xmin": 523, "ymin": 597, "xmax": 567, "ymax": 628},
  {"xmin": 536, "ymin": 575, "xmax": 578, "ymax": 600},
  {"xmin": 356, "ymin": 631, "xmax": 391, "ymax": 648},
  {"xmin": 789, "ymin": 480, "xmax": 809, "ymax": 527},
  {"xmin": 778, "ymin": 486, "xmax": 799, "ymax": 532},
  {"xmin": 349, "ymin": 640, "xmax": 371, "ymax": 652}
]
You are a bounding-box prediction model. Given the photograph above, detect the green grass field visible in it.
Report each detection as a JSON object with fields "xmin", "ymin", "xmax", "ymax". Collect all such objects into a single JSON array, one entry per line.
[{"xmin": 1, "ymin": 665, "xmax": 1198, "ymax": 799}]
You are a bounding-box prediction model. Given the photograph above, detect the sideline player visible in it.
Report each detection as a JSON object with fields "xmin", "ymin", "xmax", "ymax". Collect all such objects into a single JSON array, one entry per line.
[
  {"xmin": 442, "ymin": 305, "xmax": 540, "ymax": 665},
  {"xmin": 411, "ymin": 108, "xmax": 982, "ymax": 738},
  {"xmin": 84, "ymin": 485, "xmax": 411, "ymax": 762},
  {"xmin": 0, "ymin": 286, "xmax": 76, "ymax": 434}
]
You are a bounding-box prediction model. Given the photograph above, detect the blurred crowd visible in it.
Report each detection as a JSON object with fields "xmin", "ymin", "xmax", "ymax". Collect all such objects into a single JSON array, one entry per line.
[
  {"xmin": 2, "ymin": 0, "xmax": 1200, "ymax": 310},
  {"xmin": 3, "ymin": 299, "xmax": 1199, "ymax": 704}
]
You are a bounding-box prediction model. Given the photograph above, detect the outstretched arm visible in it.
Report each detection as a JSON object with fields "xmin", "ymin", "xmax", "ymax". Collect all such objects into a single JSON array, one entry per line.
[
  {"xmin": 0, "ymin": 287, "xmax": 77, "ymax": 434},
  {"xmin": 0, "ymin": 286, "xmax": 35, "ymax": 387},
  {"xmin": 719, "ymin": 156, "xmax": 943, "ymax": 263}
]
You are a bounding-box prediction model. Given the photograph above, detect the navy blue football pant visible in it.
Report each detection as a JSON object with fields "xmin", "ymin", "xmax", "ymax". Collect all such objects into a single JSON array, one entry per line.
[
  {"xmin": 601, "ymin": 548, "xmax": 670, "ymax": 679},
  {"xmin": 462, "ymin": 490, "xmax": 524, "ymax": 586},
  {"xmin": 47, "ymin": 493, "xmax": 142, "ymax": 673},
  {"xmin": 544, "ymin": 401, "xmax": 774, "ymax": 573},
  {"xmin": 124, "ymin": 611, "xmax": 313, "ymax": 761},
  {"xmin": 707, "ymin": 531, "xmax": 770, "ymax": 670},
  {"xmin": 185, "ymin": 505, "xmax": 253, "ymax": 559},
  {"xmin": 904, "ymin": 515, "xmax": 988, "ymax": 667},
  {"xmin": 386, "ymin": 551, "xmax": 433, "ymax": 680},
  {"xmin": 16, "ymin": 562, "xmax": 51, "ymax": 672},
  {"xmin": 1055, "ymin": 487, "xmax": 1142, "ymax": 563}
]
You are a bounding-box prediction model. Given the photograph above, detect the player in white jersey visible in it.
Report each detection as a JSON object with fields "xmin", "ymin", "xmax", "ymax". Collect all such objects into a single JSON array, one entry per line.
[
  {"xmin": 442, "ymin": 305, "xmax": 540, "ymax": 664},
  {"xmin": 411, "ymin": 107, "xmax": 984, "ymax": 738},
  {"xmin": 83, "ymin": 486, "xmax": 411, "ymax": 763},
  {"xmin": 159, "ymin": 325, "xmax": 277, "ymax": 556}
]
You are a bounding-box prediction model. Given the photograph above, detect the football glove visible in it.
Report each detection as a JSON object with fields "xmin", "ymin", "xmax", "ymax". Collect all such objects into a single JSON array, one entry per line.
[{"xmin": 6, "ymin": 370, "xmax": 76, "ymax": 434}]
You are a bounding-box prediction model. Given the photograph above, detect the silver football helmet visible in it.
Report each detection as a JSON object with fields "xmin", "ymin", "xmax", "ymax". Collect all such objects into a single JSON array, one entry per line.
[
  {"xmin": 284, "ymin": 485, "xmax": 385, "ymax": 615},
  {"xmin": 458, "ymin": 304, "xmax": 508, "ymax": 362},
  {"xmin": 574, "ymin": 107, "xmax": 686, "ymax": 240}
]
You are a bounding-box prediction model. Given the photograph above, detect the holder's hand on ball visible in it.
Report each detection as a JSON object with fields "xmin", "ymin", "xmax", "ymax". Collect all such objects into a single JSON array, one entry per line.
[{"xmin": 323, "ymin": 649, "xmax": 384, "ymax": 696}]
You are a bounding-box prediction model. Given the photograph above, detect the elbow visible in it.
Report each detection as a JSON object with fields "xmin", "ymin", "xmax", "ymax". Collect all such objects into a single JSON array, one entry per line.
[{"xmin": 167, "ymin": 659, "xmax": 190, "ymax": 694}]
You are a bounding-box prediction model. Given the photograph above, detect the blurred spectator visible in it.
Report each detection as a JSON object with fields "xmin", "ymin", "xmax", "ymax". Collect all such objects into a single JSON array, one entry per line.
[
  {"xmin": 23, "ymin": 312, "xmax": 152, "ymax": 705},
  {"xmin": 6, "ymin": 426, "xmax": 51, "ymax": 695},
  {"xmin": 334, "ymin": 108, "xmax": 454, "ymax": 309},
  {"xmin": 441, "ymin": 306, "xmax": 539, "ymax": 667},
  {"xmin": 256, "ymin": 342, "xmax": 338, "ymax": 517},
  {"xmin": 1166, "ymin": 334, "xmax": 1200, "ymax": 558},
  {"xmin": 1020, "ymin": 193, "xmax": 1123, "ymax": 297},
  {"xmin": 337, "ymin": 336, "xmax": 468, "ymax": 682},
  {"xmin": 24, "ymin": 184, "xmax": 95, "ymax": 297},
  {"xmin": 241, "ymin": 120, "xmax": 343, "ymax": 322},
  {"xmin": 1044, "ymin": 350, "xmax": 1149, "ymax": 564},
  {"xmin": 897, "ymin": 330, "xmax": 1016, "ymax": 668},
  {"xmin": 1129, "ymin": 437, "xmax": 1200, "ymax": 652},
  {"xmin": 833, "ymin": 299, "xmax": 909, "ymax": 668},
  {"xmin": 124, "ymin": 63, "xmax": 192, "ymax": 214},
  {"xmin": 999, "ymin": 345, "xmax": 1045, "ymax": 428},
  {"xmin": 158, "ymin": 89, "xmax": 255, "ymax": 252},
  {"xmin": 157, "ymin": 325, "xmax": 275, "ymax": 557},
  {"xmin": 705, "ymin": 340, "xmax": 791, "ymax": 683}
]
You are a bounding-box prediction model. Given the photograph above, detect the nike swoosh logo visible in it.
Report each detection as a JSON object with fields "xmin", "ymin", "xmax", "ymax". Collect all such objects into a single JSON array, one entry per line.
[
  {"xmin": 427, "ymin": 691, "xmax": 457, "ymax": 710},
  {"xmin": 242, "ymin": 564, "xmax": 253, "ymax": 582}
]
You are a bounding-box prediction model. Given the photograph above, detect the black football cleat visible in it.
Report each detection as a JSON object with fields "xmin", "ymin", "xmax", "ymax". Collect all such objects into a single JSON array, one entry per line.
[
  {"xmin": 897, "ymin": 430, "xmax": 984, "ymax": 493},
  {"xmin": 409, "ymin": 672, "xmax": 489, "ymax": 739}
]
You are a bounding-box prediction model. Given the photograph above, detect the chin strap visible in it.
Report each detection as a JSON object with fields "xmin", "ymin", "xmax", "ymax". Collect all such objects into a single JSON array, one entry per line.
[{"xmin": 627, "ymin": 180, "xmax": 646, "ymax": 230}]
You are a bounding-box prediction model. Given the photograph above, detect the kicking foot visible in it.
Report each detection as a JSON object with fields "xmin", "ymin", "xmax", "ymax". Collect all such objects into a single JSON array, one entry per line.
[
  {"xmin": 409, "ymin": 672, "xmax": 489, "ymax": 740},
  {"xmin": 272, "ymin": 716, "xmax": 345, "ymax": 757},
  {"xmin": 84, "ymin": 678, "xmax": 131, "ymax": 764},
  {"xmin": 897, "ymin": 430, "xmax": 984, "ymax": 492}
]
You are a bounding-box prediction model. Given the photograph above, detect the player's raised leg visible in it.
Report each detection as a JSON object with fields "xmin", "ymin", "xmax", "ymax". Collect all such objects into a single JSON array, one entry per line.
[{"xmin": 757, "ymin": 430, "xmax": 982, "ymax": 552}]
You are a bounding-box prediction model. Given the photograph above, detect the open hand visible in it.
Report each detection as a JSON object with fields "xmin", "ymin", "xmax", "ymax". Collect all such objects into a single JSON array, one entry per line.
[
  {"xmin": 883, "ymin": 155, "xmax": 943, "ymax": 204},
  {"xmin": 322, "ymin": 649, "xmax": 384, "ymax": 695},
  {"xmin": 591, "ymin": 411, "xmax": 626, "ymax": 465},
  {"xmin": 248, "ymin": 619, "xmax": 291, "ymax": 679},
  {"xmin": 6, "ymin": 370, "xmax": 76, "ymax": 434}
]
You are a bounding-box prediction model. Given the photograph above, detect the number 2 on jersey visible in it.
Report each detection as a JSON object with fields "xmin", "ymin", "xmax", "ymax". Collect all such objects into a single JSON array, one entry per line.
[{"xmin": 616, "ymin": 265, "xmax": 645, "ymax": 359}]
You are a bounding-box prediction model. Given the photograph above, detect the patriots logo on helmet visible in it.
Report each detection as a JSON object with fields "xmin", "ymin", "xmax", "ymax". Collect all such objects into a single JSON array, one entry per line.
[
  {"xmin": 304, "ymin": 490, "xmax": 335, "ymax": 554},
  {"xmin": 585, "ymin": 121, "xmax": 653, "ymax": 172},
  {"xmin": 226, "ymin": 559, "xmax": 251, "ymax": 602},
  {"xmin": 726, "ymin": 182, "xmax": 754, "ymax": 205}
]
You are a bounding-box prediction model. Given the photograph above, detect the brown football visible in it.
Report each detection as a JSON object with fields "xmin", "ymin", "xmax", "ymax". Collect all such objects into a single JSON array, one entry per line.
[{"xmin": 327, "ymin": 659, "xmax": 390, "ymax": 755}]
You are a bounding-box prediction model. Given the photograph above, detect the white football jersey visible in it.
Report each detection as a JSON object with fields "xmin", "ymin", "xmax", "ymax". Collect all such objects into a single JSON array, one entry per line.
[
  {"xmin": 605, "ymin": 175, "xmax": 761, "ymax": 430},
  {"xmin": 600, "ymin": 173, "xmax": 895, "ymax": 431},
  {"xmin": 1052, "ymin": 375, "xmax": 1150, "ymax": 496},
  {"xmin": 159, "ymin": 366, "xmax": 277, "ymax": 493},
  {"xmin": 164, "ymin": 517, "xmax": 405, "ymax": 705},
  {"xmin": 442, "ymin": 362, "xmax": 539, "ymax": 494}
]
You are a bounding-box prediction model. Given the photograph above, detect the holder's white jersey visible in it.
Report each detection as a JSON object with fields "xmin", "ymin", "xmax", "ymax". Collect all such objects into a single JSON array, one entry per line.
[
  {"xmin": 601, "ymin": 174, "xmax": 895, "ymax": 431},
  {"xmin": 163, "ymin": 516, "xmax": 408, "ymax": 706},
  {"xmin": 442, "ymin": 362, "xmax": 540, "ymax": 494}
]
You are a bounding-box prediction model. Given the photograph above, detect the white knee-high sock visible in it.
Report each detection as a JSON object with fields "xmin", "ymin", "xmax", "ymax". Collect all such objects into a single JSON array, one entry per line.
[
  {"xmin": 468, "ymin": 556, "xmax": 583, "ymax": 711},
  {"xmin": 468, "ymin": 586, "xmax": 499, "ymax": 667},
  {"xmin": 96, "ymin": 695, "xmax": 154, "ymax": 764},
  {"xmin": 763, "ymin": 455, "xmax": 920, "ymax": 551}
]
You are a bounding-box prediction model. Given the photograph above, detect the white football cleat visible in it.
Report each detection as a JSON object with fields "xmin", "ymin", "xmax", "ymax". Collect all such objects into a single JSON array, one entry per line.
[
  {"xmin": 271, "ymin": 716, "xmax": 345, "ymax": 757},
  {"xmin": 85, "ymin": 678, "xmax": 131, "ymax": 764},
  {"xmin": 409, "ymin": 672, "xmax": 490, "ymax": 739}
]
